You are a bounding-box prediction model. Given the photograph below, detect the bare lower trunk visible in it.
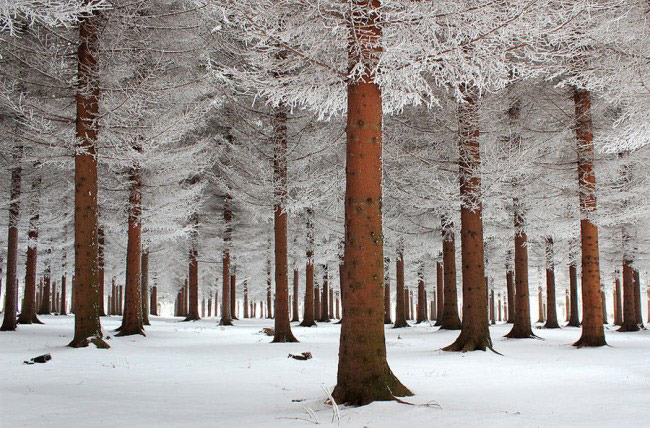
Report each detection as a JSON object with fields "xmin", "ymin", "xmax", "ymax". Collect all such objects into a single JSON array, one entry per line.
[
  {"xmin": 319, "ymin": 265, "xmax": 330, "ymax": 323},
  {"xmin": 544, "ymin": 237, "xmax": 560, "ymax": 328},
  {"xmin": 433, "ymin": 260, "xmax": 443, "ymax": 326},
  {"xmin": 98, "ymin": 227, "xmax": 106, "ymax": 316},
  {"xmin": 220, "ymin": 195, "xmax": 232, "ymax": 326},
  {"xmin": 244, "ymin": 282, "xmax": 249, "ymax": 318},
  {"xmin": 568, "ymin": 262, "xmax": 580, "ymax": 326},
  {"xmin": 299, "ymin": 210, "xmax": 316, "ymax": 327},
  {"xmin": 614, "ymin": 275, "xmax": 622, "ymax": 325},
  {"xmin": 18, "ymin": 185, "xmax": 41, "ymax": 324},
  {"xmin": 141, "ymin": 249, "xmax": 150, "ymax": 325},
  {"xmin": 572, "ymin": 88, "xmax": 605, "ymax": 347},
  {"xmin": 634, "ymin": 269, "xmax": 643, "ymax": 327},
  {"xmin": 440, "ymin": 221, "xmax": 461, "ymax": 329},
  {"xmin": 416, "ymin": 263, "xmax": 427, "ymax": 323},
  {"xmin": 1, "ymin": 156, "xmax": 21, "ymax": 331},
  {"xmin": 185, "ymin": 230, "xmax": 200, "ymax": 321},
  {"xmin": 619, "ymin": 253, "xmax": 638, "ymax": 331},
  {"xmin": 38, "ymin": 266, "xmax": 52, "ymax": 315},
  {"xmin": 332, "ymin": 34, "xmax": 411, "ymax": 402},
  {"xmin": 383, "ymin": 258, "xmax": 391, "ymax": 324},
  {"xmin": 444, "ymin": 86, "xmax": 492, "ymax": 352},
  {"xmin": 291, "ymin": 269, "xmax": 299, "ymax": 321},
  {"xmin": 393, "ymin": 244, "xmax": 409, "ymax": 328}
]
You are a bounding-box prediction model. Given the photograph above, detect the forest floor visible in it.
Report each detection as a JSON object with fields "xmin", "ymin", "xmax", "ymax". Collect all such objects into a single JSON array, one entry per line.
[{"xmin": 1, "ymin": 315, "xmax": 649, "ymax": 427}]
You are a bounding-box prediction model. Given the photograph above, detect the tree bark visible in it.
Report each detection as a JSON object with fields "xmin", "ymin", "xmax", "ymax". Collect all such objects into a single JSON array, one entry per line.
[
  {"xmin": 614, "ymin": 274, "xmax": 622, "ymax": 325},
  {"xmin": 60, "ymin": 274, "xmax": 67, "ymax": 316},
  {"xmin": 151, "ymin": 286, "xmax": 157, "ymax": 316},
  {"xmin": 433, "ymin": 260, "xmax": 443, "ymax": 326},
  {"xmin": 220, "ymin": 194, "xmax": 233, "ymax": 326},
  {"xmin": 97, "ymin": 226, "xmax": 106, "ymax": 316},
  {"xmin": 291, "ymin": 269, "xmax": 299, "ymax": 321},
  {"xmin": 383, "ymin": 257, "xmax": 391, "ymax": 324},
  {"xmin": 567, "ymin": 262, "xmax": 581, "ymax": 326},
  {"xmin": 440, "ymin": 221, "xmax": 461, "ymax": 330},
  {"xmin": 572, "ymin": 88, "xmax": 606, "ymax": 347},
  {"xmin": 117, "ymin": 159, "xmax": 144, "ymax": 337},
  {"xmin": 393, "ymin": 244, "xmax": 409, "ymax": 328},
  {"xmin": 38, "ymin": 265, "xmax": 52, "ymax": 315},
  {"xmin": 319, "ymin": 264, "xmax": 330, "ymax": 323},
  {"xmin": 299, "ymin": 209, "xmax": 316, "ymax": 327},
  {"xmin": 141, "ymin": 249, "xmax": 150, "ymax": 325},
  {"xmin": 333, "ymin": 6, "xmax": 411, "ymax": 402},
  {"xmin": 1, "ymin": 153, "xmax": 22, "ymax": 331},
  {"xmin": 271, "ymin": 105, "xmax": 296, "ymax": 341},
  {"xmin": 185, "ymin": 216, "xmax": 200, "ymax": 321},
  {"xmin": 18, "ymin": 169, "xmax": 42, "ymax": 324},
  {"xmin": 618, "ymin": 250, "xmax": 639, "ymax": 331},
  {"xmin": 69, "ymin": 5, "xmax": 106, "ymax": 348},
  {"xmin": 416, "ymin": 262, "xmax": 427, "ymax": 323},
  {"xmin": 543, "ymin": 237, "xmax": 560, "ymax": 328},
  {"xmin": 505, "ymin": 198, "xmax": 535, "ymax": 338},
  {"xmin": 634, "ymin": 269, "xmax": 643, "ymax": 327},
  {"xmin": 506, "ymin": 268, "xmax": 515, "ymax": 323},
  {"xmin": 443, "ymin": 86, "xmax": 492, "ymax": 352},
  {"xmin": 244, "ymin": 282, "xmax": 249, "ymax": 318}
]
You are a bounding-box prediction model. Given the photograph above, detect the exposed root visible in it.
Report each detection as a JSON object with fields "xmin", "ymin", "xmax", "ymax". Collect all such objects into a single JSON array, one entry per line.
[{"xmin": 573, "ymin": 336, "xmax": 607, "ymax": 348}]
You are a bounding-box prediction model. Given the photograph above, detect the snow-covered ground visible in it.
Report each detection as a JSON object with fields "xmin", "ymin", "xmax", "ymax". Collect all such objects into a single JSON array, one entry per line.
[{"xmin": 1, "ymin": 315, "xmax": 649, "ymax": 427}]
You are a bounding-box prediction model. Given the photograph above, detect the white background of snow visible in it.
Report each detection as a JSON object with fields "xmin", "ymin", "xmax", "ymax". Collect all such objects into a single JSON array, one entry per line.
[{"xmin": 1, "ymin": 315, "xmax": 649, "ymax": 427}]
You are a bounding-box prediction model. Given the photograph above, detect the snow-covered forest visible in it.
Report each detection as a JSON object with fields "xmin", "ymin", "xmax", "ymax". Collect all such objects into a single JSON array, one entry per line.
[{"xmin": 1, "ymin": 1, "xmax": 649, "ymax": 426}]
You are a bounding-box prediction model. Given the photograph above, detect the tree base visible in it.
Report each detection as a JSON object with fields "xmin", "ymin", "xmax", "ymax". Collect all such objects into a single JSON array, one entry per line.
[
  {"xmin": 332, "ymin": 371, "xmax": 412, "ymax": 406},
  {"xmin": 182, "ymin": 316, "xmax": 200, "ymax": 322},
  {"xmin": 617, "ymin": 323, "xmax": 640, "ymax": 332},
  {"xmin": 0, "ymin": 324, "xmax": 17, "ymax": 332},
  {"xmin": 68, "ymin": 335, "xmax": 110, "ymax": 349},
  {"xmin": 298, "ymin": 320, "xmax": 316, "ymax": 327},
  {"xmin": 566, "ymin": 320, "xmax": 581, "ymax": 327},
  {"xmin": 271, "ymin": 332, "xmax": 299, "ymax": 343},
  {"xmin": 115, "ymin": 327, "xmax": 146, "ymax": 337},
  {"xmin": 393, "ymin": 320, "xmax": 410, "ymax": 329},
  {"xmin": 504, "ymin": 326, "xmax": 537, "ymax": 339},
  {"xmin": 573, "ymin": 335, "xmax": 607, "ymax": 348},
  {"xmin": 443, "ymin": 331, "xmax": 496, "ymax": 353},
  {"xmin": 542, "ymin": 321, "xmax": 561, "ymax": 329},
  {"xmin": 18, "ymin": 314, "xmax": 43, "ymax": 325},
  {"xmin": 318, "ymin": 318, "xmax": 331, "ymax": 323},
  {"xmin": 219, "ymin": 318, "xmax": 233, "ymax": 326}
]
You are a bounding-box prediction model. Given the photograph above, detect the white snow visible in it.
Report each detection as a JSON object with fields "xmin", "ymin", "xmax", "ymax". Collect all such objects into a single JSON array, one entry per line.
[{"xmin": 1, "ymin": 316, "xmax": 649, "ymax": 427}]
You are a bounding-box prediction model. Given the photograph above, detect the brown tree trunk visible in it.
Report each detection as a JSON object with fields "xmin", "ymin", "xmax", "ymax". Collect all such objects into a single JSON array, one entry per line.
[
  {"xmin": 1, "ymin": 155, "xmax": 22, "ymax": 331},
  {"xmin": 497, "ymin": 293, "xmax": 502, "ymax": 322},
  {"xmin": 38, "ymin": 266, "xmax": 52, "ymax": 315},
  {"xmin": 291, "ymin": 269, "xmax": 299, "ymax": 322},
  {"xmin": 319, "ymin": 265, "xmax": 330, "ymax": 323},
  {"xmin": 18, "ymin": 175, "xmax": 42, "ymax": 324},
  {"xmin": 266, "ymin": 257, "xmax": 273, "ymax": 319},
  {"xmin": 299, "ymin": 210, "xmax": 316, "ymax": 327},
  {"xmin": 314, "ymin": 284, "xmax": 320, "ymax": 321},
  {"xmin": 220, "ymin": 194, "xmax": 233, "ymax": 326},
  {"xmin": 243, "ymin": 281, "xmax": 249, "ymax": 318},
  {"xmin": 614, "ymin": 275, "xmax": 622, "ymax": 325},
  {"xmin": 543, "ymin": 237, "xmax": 560, "ymax": 328},
  {"xmin": 69, "ymin": 5, "xmax": 106, "ymax": 348},
  {"xmin": 336, "ymin": 291, "xmax": 340, "ymax": 319},
  {"xmin": 506, "ymin": 199, "xmax": 534, "ymax": 338},
  {"xmin": 416, "ymin": 263, "xmax": 427, "ymax": 323},
  {"xmin": 117, "ymin": 160, "xmax": 144, "ymax": 337},
  {"xmin": 98, "ymin": 226, "xmax": 106, "ymax": 316},
  {"xmin": 185, "ymin": 219, "xmax": 200, "ymax": 321},
  {"xmin": 60, "ymin": 274, "xmax": 67, "ymax": 316},
  {"xmin": 393, "ymin": 244, "xmax": 409, "ymax": 328},
  {"xmin": 433, "ymin": 260, "xmax": 443, "ymax": 326},
  {"xmin": 151, "ymin": 286, "xmax": 157, "ymax": 316},
  {"xmin": 568, "ymin": 262, "xmax": 581, "ymax": 326},
  {"xmin": 601, "ymin": 290, "xmax": 608, "ymax": 324},
  {"xmin": 489, "ymin": 289, "xmax": 495, "ymax": 325},
  {"xmin": 332, "ymin": 8, "xmax": 411, "ymax": 401},
  {"xmin": 572, "ymin": 88, "xmax": 605, "ymax": 347},
  {"xmin": 443, "ymin": 86, "xmax": 492, "ymax": 352},
  {"xmin": 537, "ymin": 287, "xmax": 544, "ymax": 323},
  {"xmin": 141, "ymin": 249, "xmax": 150, "ymax": 325},
  {"xmin": 506, "ymin": 268, "xmax": 515, "ymax": 323},
  {"xmin": 619, "ymin": 253, "xmax": 639, "ymax": 331},
  {"xmin": 634, "ymin": 269, "xmax": 643, "ymax": 327},
  {"xmin": 383, "ymin": 257, "xmax": 391, "ymax": 324},
  {"xmin": 440, "ymin": 220, "xmax": 462, "ymax": 330}
]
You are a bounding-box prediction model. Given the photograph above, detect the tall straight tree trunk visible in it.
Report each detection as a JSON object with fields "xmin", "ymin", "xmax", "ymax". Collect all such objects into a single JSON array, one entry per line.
[
  {"xmin": 271, "ymin": 105, "xmax": 296, "ymax": 342},
  {"xmin": 537, "ymin": 287, "xmax": 544, "ymax": 323},
  {"xmin": 1, "ymin": 153, "xmax": 22, "ymax": 331},
  {"xmin": 230, "ymin": 271, "xmax": 238, "ymax": 320},
  {"xmin": 619, "ymin": 249, "xmax": 638, "ymax": 331},
  {"xmin": 383, "ymin": 257, "xmax": 391, "ymax": 324},
  {"xmin": 440, "ymin": 221, "xmax": 461, "ymax": 329},
  {"xmin": 573, "ymin": 88, "xmax": 606, "ymax": 347},
  {"xmin": 543, "ymin": 237, "xmax": 560, "ymax": 328},
  {"xmin": 243, "ymin": 281, "xmax": 249, "ymax": 318},
  {"xmin": 18, "ymin": 169, "xmax": 41, "ymax": 324},
  {"xmin": 333, "ymin": 3, "xmax": 411, "ymax": 403},
  {"xmin": 601, "ymin": 291, "xmax": 608, "ymax": 324},
  {"xmin": 141, "ymin": 249, "xmax": 150, "ymax": 325},
  {"xmin": 433, "ymin": 260, "xmax": 443, "ymax": 326},
  {"xmin": 634, "ymin": 269, "xmax": 643, "ymax": 327},
  {"xmin": 506, "ymin": 268, "xmax": 515, "ymax": 323},
  {"xmin": 444, "ymin": 86, "xmax": 492, "ymax": 352},
  {"xmin": 38, "ymin": 266, "xmax": 52, "ymax": 315},
  {"xmin": 151, "ymin": 286, "xmax": 157, "ymax": 316},
  {"xmin": 489, "ymin": 289, "xmax": 495, "ymax": 324},
  {"xmin": 185, "ymin": 215, "xmax": 200, "ymax": 321},
  {"xmin": 291, "ymin": 269, "xmax": 299, "ymax": 321},
  {"xmin": 69, "ymin": 6, "xmax": 106, "ymax": 348},
  {"xmin": 117, "ymin": 160, "xmax": 144, "ymax": 337},
  {"xmin": 568, "ymin": 262, "xmax": 580, "ymax": 326},
  {"xmin": 60, "ymin": 273, "xmax": 67, "ymax": 316},
  {"xmin": 266, "ymin": 256, "xmax": 273, "ymax": 319},
  {"xmin": 299, "ymin": 210, "xmax": 316, "ymax": 327},
  {"xmin": 506, "ymin": 199, "xmax": 534, "ymax": 338},
  {"xmin": 613, "ymin": 275, "xmax": 622, "ymax": 325},
  {"xmin": 220, "ymin": 195, "xmax": 232, "ymax": 326},
  {"xmin": 319, "ymin": 264, "xmax": 330, "ymax": 323},
  {"xmin": 416, "ymin": 262, "xmax": 427, "ymax": 323},
  {"xmin": 97, "ymin": 226, "xmax": 106, "ymax": 316},
  {"xmin": 393, "ymin": 244, "xmax": 409, "ymax": 328}
]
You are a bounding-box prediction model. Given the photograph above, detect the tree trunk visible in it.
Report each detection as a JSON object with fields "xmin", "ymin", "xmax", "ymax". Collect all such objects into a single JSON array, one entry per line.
[
  {"xmin": 489, "ymin": 289, "xmax": 495, "ymax": 325},
  {"xmin": 60, "ymin": 274, "xmax": 67, "ymax": 316},
  {"xmin": 568, "ymin": 262, "xmax": 581, "ymax": 326},
  {"xmin": 185, "ymin": 219, "xmax": 200, "ymax": 321},
  {"xmin": 243, "ymin": 282, "xmax": 249, "ymax": 318},
  {"xmin": 266, "ymin": 258, "xmax": 273, "ymax": 319},
  {"xmin": 572, "ymin": 88, "xmax": 606, "ymax": 347},
  {"xmin": 291, "ymin": 269, "xmax": 299, "ymax": 322},
  {"xmin": 69, "ymin": 5, "xmax": 106, "ymax": 348},
  {"xmin": 314, "ymin": 284, "xmax": 320, "ymax": 321},
  {"xmin": 506, "ymin": 268, "xmax": 515, "ymax": 323},
  {"xmin": 299, "ymin": 210, "xmax": 316, "ymax": 326},
  {"xmin": 440, "ymin": 221, "xmax": 462, "ymax": 330},
  {"xmin": 601, "ymin": 290, "xmax": 608, "ymax": 324},
  {"xmin": 38, "ymin": 266, "xmax": 52, "ymax": 315},
  {"xmin": 416, "ymin": 263, "xmax": 427, "ymax": 323},
  {"xmin": 220, "ymin": 194, "xmax": 233, "ymax": 326},
  {"xmin": 141, "ymin": 249, "xmax": 150, "ymax": 325},
  {"xmin": 537, "ymin": 287, "xmax": 544, "ymax": 323},
  {"xmin": 18, "ymin": 173, "xmax": 42, "ymax": 324},
  {"xmin": 619, "ymin": 252, "xmax": 639, "ymax": 331},
  {"xmin": 336, "ymin": 291, "xmax": 340, "ymax": 319},
  {"xmin": 117, "ymin": 160, "xmax": 144, "ymax": 337},
  {"xmin": 1, "ymin": 155, "xmax": 22, "ymax": 331},
  {"xmin": 332, "ymin": 9, "xmax": 411, "ymax": 401},
  {"xmin": 614, "ymin": 274, "xmax": 622, "ymax": 325},
  {"xmin": 543, "ymin": 237, "xmax": 560, "ymax": 328},
  {"xmin": 151, "ymin": 286, "xmax": 157, "ymax": 316},
  {"xmin": 319, "ymin": 265, "xmax": 330, "ymax": 323},
  {"xmin": 393, "ymin": 244, "xmax": 409, "ymax": 328},
  {"xmin": 634, "ymin": 269, "xmax": 643, "ymax": 327},
  {"xmin": 433, "ymin": 260, "xmax": 443, "ymax": 326},
  {"xmin": 98, "ymin": 226, "xmax": 106, "ymax": 316},
  {"xmin": 383, "ymin": 257, "xmax": 391, "ymax": 324},
  {"xmin": 444, "ymin": 87, "xmax": 492, "ymax": 352},
  {"xmin": 506, "ymin": 198, "xmax": 535, "ymax": 338}
]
